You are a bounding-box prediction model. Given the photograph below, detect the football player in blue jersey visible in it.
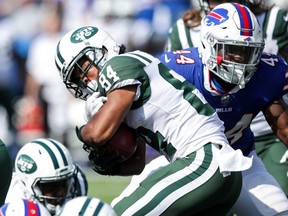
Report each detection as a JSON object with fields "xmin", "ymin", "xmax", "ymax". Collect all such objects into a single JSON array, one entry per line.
[
  {"xmin": 166, "ymin": 0, "xmax": 288, "ymax": 198},
  {"xmin": 158, "ymin": 2, "xmax": 288, "ymax": 215}
]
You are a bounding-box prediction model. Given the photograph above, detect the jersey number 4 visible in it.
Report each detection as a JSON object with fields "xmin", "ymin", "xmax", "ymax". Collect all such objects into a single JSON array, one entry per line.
[
  {"xmin": 173, "ymin": 50, "xmax": 195, "ymax": 65},
  {"xmin": 225, "ymin": 114, "xmax": 253, "ymax": 144}
]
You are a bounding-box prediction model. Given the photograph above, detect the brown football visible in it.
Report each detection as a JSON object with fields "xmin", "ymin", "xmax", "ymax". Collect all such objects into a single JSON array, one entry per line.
[{"xmin": 105, "ymin": 123, "xmax": 137, "ymax": 161}]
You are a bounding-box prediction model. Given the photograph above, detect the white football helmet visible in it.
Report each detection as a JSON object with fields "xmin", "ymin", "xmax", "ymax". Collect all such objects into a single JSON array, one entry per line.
[
  {"xmin": 14, "ymin": 138, "xmax": 78, "ymax": 215},
  {"xmin": 200, "ymin": 3, "xmax": 264, "ymax": 89},
  {"xmin": 55, "ymin": 26, "xmax": 124, "ymax": 100},
  {"xmin": 0, "ymin": 199, "xmax": 51, "ymax": 216},
  {"xmin": 56, "ymin": 196, "xmax": 117, "ymax": 216}
]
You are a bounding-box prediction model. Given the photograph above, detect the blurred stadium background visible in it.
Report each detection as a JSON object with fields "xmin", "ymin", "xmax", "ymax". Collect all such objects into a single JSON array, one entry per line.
[
  {"xmin": 0, "ymin": 0, "xmax": 286, "ymax": 206},
  {"xmin": 85, "ymin": 169, "xmax": 131, "ymax": 204}
]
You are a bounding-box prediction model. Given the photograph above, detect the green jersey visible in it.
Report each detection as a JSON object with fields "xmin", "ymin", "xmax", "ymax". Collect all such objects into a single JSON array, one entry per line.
[
  {"xmin": 98, "ymin": 50, "xmax": 227, "ymax": 161},
  {"xmin": 261, "ymin": 6, "xmax": 288, "ymax": 60},
  {"xmin": 165, "ymin": 19, "xmax": 202, "ymax": 51}
]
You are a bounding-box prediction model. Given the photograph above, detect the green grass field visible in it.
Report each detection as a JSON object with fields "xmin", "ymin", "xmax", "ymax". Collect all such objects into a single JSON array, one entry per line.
[{"xmin": 85, "ymin": 169, "xmax": 132, "ymax": 204}]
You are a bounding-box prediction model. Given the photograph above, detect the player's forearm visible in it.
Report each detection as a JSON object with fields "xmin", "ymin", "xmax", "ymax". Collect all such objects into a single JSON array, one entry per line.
[{"xmin": 265, "ymin": 99, "xmax": 288, "ymax": 148}]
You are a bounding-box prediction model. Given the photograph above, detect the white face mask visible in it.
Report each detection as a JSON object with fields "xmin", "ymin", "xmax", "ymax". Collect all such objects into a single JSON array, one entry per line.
[{"xmin": 86, "ymin": 80, "xmax": 98, "ymax": 94}]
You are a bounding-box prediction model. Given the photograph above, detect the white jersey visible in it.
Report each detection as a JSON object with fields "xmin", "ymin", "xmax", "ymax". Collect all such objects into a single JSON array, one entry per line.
[
  {"xmin": 98, "ymin": 50, "xmax": 228, "ymax": 161},
  {"xmin": 5, "ymin": 172, "xmax": 32, "ymax": 203}
]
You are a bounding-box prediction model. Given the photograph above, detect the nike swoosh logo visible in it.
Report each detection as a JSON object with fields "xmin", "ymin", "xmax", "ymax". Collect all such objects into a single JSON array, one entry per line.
[{"xmin": 164, "ymin": 54, "xmax": 171, "ymax": 63}]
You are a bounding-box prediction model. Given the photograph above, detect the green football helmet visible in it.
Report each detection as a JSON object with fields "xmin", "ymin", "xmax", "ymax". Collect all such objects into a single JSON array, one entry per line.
[
  {"xmin": 55, "ymin": 26, "xmax": 123, "ymax": 100},
  {"xmin": 15, "ymin": 138, "xmax": 77, "ymax": 214}
]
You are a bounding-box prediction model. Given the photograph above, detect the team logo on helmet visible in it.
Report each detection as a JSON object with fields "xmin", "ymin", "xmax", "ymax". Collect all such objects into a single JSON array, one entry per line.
[
  {"xmin": 205, "ymin": 8, "xmax": 229, "ymax": 26},
  {"xmin": 70, "ymin": 26, "xmax": 98, "ymax": 43},
  {"xmin": 16, "ymin": 155, "xmax": 37, "ymax": 174}
]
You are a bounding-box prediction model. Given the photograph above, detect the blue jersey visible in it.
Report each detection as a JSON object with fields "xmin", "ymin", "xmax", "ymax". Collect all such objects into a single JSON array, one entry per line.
[{"xmin": 158, "ymin": 48, "xmax": 288, "ymax": 155}]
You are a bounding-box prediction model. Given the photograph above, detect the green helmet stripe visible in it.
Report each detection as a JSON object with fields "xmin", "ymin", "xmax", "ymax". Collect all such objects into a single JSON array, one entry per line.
[
  {"xmin": 48, "ymin": 138, "xmax": 68, "ymax": 166},
  {"xmin": 79, "ymin": 198, "xmax": 90, "ymax": 216},
  {"xmin": 55, "ymin": 42, "xmax": 65, "ymax": 76},
  {"xmin": 79, "ymin": 198, "xmax": 105, "ymax": 216},
  {"xmin": 31, "ymin": 140, "xmax": 61, "ymax": 169},
  {"xmin": 93, "ymin": 200, "xmax": 105, "ymax": 215},
  {"xmin": 56, "ymin": 42, "xmax": 65, "ymax": 65},
  {"xmin": 55, "ymin": 59, "xmax": 61, "ymax": 72}
]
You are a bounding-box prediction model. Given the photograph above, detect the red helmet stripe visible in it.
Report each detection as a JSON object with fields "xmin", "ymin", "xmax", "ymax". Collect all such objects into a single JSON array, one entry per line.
[
  {"xmin": 24, "ymin": 200, "xmax": 40, "ymax": 216},
  {"xmin": 232, "ymin": 3, "xmax": 253, "ymax": 36}
]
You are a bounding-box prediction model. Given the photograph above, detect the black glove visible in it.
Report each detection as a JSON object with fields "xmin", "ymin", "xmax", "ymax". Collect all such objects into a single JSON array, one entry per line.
[
  {"xmin": 76, "ymin": 126, "xmax": 124, "ymax": 175},
  {"xmin": 83, "ymin": 144, "xmax": 124, "ymax": 175},
  {"xmin": 75, "ymin": 125, "xmax": 86, "ymax": 143}
]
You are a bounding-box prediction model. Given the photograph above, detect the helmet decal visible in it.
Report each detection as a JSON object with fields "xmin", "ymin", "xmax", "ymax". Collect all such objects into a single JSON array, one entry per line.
[
  {"xmin": 70, "ymin": 26, "xmax": 98, "ymax": 44},
  {"xmin": 231, "ymin": 3, "xmax": 253, "ymax": 36},
  {"xmin": 205, "ymin": 8, "xmax": 229, "ymax": 26},
  {"xmin": 31, "ymin": 140, "xmax": 68, "ymax": 169},
  {"xmin": 16, "ymin": 155, "xmax": 37, "ymax": 174}
]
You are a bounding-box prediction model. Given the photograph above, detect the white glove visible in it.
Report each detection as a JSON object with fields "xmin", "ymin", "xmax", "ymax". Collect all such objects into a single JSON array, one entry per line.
[{"xmin": 84, "ymin": 92, "xmax": 107, "ymax": 122}]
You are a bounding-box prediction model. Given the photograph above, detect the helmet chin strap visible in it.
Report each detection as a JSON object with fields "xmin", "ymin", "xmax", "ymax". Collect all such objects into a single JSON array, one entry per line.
[
  {"xmin": 45, "ymin": 202, "xmax": 57, "ymax": 215},
  {"xmin": 210, "ymin": 72, "xmax": 238, "ymax": 94},
  {"xmin": 211, "ymin": 75, "xmax": 226, "ymax": 93}
]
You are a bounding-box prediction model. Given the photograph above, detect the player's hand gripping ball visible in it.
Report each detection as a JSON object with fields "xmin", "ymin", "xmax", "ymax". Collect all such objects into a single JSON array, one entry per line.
[
  {"xmin": 105, "ymin": 123, "xmax": 137, "ymax": 161},
  {"xmin": 80, "ymin": 123, "xmax": 138, "ymax": 175}
]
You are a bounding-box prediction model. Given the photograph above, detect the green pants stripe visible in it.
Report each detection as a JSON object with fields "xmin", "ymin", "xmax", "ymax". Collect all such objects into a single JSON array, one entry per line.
[{"xmin": 113, "ymin": 143, "xmax": 242, "ymax": 216}]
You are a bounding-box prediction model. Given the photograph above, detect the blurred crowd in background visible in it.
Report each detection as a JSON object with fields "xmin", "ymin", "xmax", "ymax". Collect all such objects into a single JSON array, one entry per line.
[
  {"xmin": 0, "ymin": 0, "xmax": 193, "ymax": 164},
  {"xmin": 0, "ymin": 0, "xmax": 286, "ymax": 165}
]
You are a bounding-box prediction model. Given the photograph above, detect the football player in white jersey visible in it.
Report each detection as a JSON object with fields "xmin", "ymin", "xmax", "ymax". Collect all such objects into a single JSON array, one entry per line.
[
  {"xmin": 54, "ymin": 25, "xmax": 252, "ymax": 215},
  {"xmin": 165, "ymin": 0, "xmax": 288, "ymax": 197},
  {"xmin": 5, "ymin": 138, "xmax": 88, "ymax": 215}
]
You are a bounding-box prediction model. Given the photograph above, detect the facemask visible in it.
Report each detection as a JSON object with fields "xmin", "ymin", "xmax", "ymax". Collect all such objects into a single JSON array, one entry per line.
[{"xmin": 86, "ymin": 80, "xmax": 98, "ymax": 94}]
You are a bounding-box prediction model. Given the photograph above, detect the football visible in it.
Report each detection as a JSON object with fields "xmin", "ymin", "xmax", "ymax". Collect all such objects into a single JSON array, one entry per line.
[{"xmin": 105, "ymin": 123, "xmax": 137, "ymax": 161}]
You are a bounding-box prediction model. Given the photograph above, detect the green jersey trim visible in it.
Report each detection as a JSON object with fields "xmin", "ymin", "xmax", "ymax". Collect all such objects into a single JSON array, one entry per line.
[
  {"xmin": 98, "ymin": 52, "xmax": 152, "ymax": 109},
  {"xmin": 158, "ymin": 63, "xmax": 215, "ymax": 116},
  {"xmin": 113, "ymin": 144, "xmax": 213, "ymax": 215}
]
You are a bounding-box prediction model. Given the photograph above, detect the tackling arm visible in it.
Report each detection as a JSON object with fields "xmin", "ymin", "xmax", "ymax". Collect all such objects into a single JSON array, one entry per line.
[{"xmin": 264, "ymin": 96, "xmax": 288, "ymax": 148}]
